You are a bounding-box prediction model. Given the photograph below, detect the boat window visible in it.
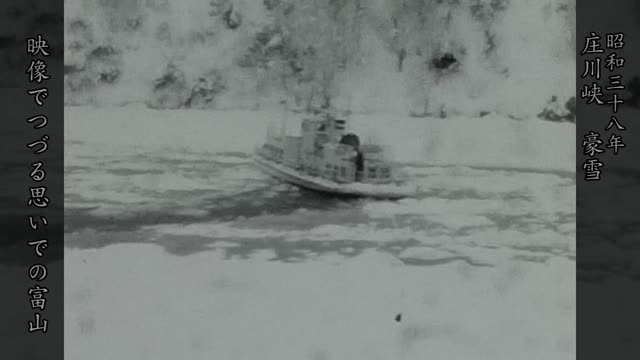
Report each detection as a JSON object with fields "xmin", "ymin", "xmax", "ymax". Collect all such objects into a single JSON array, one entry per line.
[
  {"xmin": 367, "ymin": 167, "xmax": 377, "ymax": 178},
  {"xmin": 340, "ymin": 167, "xmax": 346, "ymax": 177},
  {"xmin": 380, "ymin": 167, "xmax": 390, "ymax": 178}
]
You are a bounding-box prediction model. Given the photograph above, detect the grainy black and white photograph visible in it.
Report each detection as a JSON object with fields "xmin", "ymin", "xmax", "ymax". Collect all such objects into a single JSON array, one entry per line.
[{"xmin": 60, "ymin": 0, "xmax": 579, "ymax": 359}]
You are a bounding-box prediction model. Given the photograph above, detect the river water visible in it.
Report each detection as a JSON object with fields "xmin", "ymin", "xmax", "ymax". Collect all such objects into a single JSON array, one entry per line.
[{"xmin": 64, "ymin": 105, "xmax": 575, "ymax": 360}]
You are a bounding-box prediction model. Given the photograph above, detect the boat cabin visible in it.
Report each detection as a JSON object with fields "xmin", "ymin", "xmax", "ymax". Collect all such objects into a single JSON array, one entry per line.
[{"xmin": 260, "ymin": 112, "xmax": 396, "ymax": 184}]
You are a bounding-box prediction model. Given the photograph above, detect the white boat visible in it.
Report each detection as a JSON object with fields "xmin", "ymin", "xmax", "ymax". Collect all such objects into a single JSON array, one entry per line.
[{"xmin": 253, "ymin": 110, "xmax": 418, "ymax": 200}]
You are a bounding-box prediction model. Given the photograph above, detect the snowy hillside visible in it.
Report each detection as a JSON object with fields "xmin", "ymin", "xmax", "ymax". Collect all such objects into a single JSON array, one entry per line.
[{"xmin": 64, "ymin": 0, "xmax": 576, "ymax": 120}]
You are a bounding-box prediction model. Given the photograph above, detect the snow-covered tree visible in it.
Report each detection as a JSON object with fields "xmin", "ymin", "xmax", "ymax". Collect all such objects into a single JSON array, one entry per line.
[{"xmin": 271, "ymin": 0, "xmax": 363, "ymax": 109}]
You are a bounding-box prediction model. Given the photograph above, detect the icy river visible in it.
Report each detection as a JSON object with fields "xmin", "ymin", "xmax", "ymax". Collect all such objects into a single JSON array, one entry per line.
[{"xmin": 64, "ymin": 105, "xmax": 575, "ymax": 360}]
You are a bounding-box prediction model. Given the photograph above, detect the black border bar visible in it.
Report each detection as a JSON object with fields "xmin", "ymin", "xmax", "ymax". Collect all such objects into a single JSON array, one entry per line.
[
  {"xmin": 577, "ymin": 1, "xmax": 640, "ymax": 359},
  {"xmin": 0, "ymin": 1, "xmax": 64, "ymax": 359}
]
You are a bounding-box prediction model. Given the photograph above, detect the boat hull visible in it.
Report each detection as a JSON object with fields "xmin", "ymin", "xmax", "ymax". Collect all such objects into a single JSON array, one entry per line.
[{"xmin": 253, "ymin": 154, "xmax": 415, "ymax": 200}]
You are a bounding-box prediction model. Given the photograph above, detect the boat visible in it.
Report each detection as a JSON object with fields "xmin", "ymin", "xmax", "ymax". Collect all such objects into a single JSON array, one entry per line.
[{"xmin": 253, "ymin": 110, "xmax": 417, "ymax": 199}]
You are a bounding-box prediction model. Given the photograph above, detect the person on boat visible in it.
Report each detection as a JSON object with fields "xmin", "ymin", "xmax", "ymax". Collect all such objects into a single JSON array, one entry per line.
[
  {"xmin": 340, "ymin": 133, "xmax": 364, "ymax": 182},
  {"xmin": 354, "ymin": 149, "xmax": 364, "ymax": 181}
]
